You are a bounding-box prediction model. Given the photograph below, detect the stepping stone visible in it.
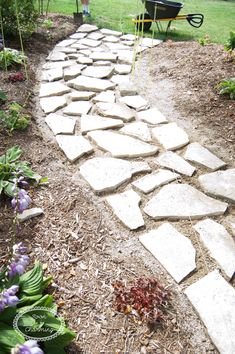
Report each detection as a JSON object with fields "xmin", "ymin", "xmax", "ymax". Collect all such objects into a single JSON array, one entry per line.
[
  {"xmin": 18, "ymin": 208, "xmax": 44, "ymax": 222},
  {"xmin": 93, "ymin": 60, "xmax": 112, "ymax": 66},
  {"xmin": 63, "ymin": 101, "xmax": 92, "ymax": 116},
  {"xmin": 144, "ymin": 184, "xmax": 228, "ymax": 220},
  {"xmin": 152, "ymin": 122, "xmax": 189, "ymax": 150},
  {"xmin": 68, "ymin": 76, "xmax": 115, "ymax": 92},
  {"xmin": 122, "ymin": 40, "xmax": 134, "ymax": 47},
  {"xmin": 77, "ymin": 24, "xmax": 98, "ymax": 33},
  {"xmin": 70, "ymin": 91, "xmax": 96, "ymax": 101},
  {"xmin": 42, "ymin": 68, "xmax": 63, "ymax": 82},
  {"xmin": 82, "ymin": 66, "xmax": 114, "ymax": 79},
  {"xmin": 55, "ymin": 46, "xmax": 77, "ymax": 54},
  {"xmin": 93, "ymin": 90, "xmax": 115, "ymax": 103},
  {"xmin": 96, "ymin": 102, "xmax": 135, "ymax": 122},
  {"xmin": 100, "ymin": 28, "xmax": 122, "ymax": 36},
  {"xmin": 120, "ymin": 34, "xmax": 137, "ymax": 41},
  {"xmin": 70, "ymin": 32, "xmax": 87, "ymax": 39},
  {"xmin": 39, "ymin": 82, "xmax": 70, "ymax": 98},
  {"xmin": 103, "ymin": 35, "xmax": 120, "ymax": 43},
  {"xmin": 45, "ymin": 113, "xmax": 76, "ymax": 135},
  {"xmin": 71, "ymin": 43, "xmax": 89, "ymax": 50},
  {"xmin": 184, "ymin": 143, "xmax": 226, "ymax": 170},
  {"xmin": 77, "ymin": 56, "xmax": 93, "ymax": 65},
  {"xmin": 67, "ymin": 53, "xmax": 81, "ymax": 60},
  {"xmin": 80, "ymin": 157, "xmax": 151, "ymax": 193},
  {"xmin": 199, "ymin": 169, "xmax": 235, "ymax": 203},
  {"xmin": 185, "ymin": 270, "xmax": 235, "ymax": 354},
  {"xmin": 106, "ymin": 189, "xmax": 144, "ymax": 230},
  {"xmin": 119, "ymin": 81, "xmax": 137, "ymax": 96},
  {"xmin": 56, "ymin": 39, "xmax": 77, "ymax": 47},
  {"xmin": 132, "ymin": 169, "xmax": 180, "ymax": 194},
  {"xmin": 88, "ymin": 32, "xmax": 105, "ymax": 40},
  {"xmin": 46, "ymin": 51, "xmax": 67, "ymax": 61},
  {"xmin": 154, "ymin": 151, "xmax": 196, "ymax": 176},
  {"xmin": 90, "ymin": 52, "xmax": 117, "ymax": 62},
  {"xmin": 87, "ymin": 130, "xmax": 158, "ymax": 158},
  {"xmin": 117, "ymin": 50, "xmax": 133, "ymax": 64},
  {"xmin": 104, "ymin": 42, "xmax": 128, "ymax": 52},
  {"xmin": 120, "ymin": 122, "xmax": 151, "ymax": 142},
  {"xmin": 78, "ymin": 49, "xmax": 92, "ymax": 56},
  {"xmin": 63, "ymin": 64, "xmax": 85, "ymax": 80},
  {"xmin": 120, "ymin": 95, "xmax": 149, "ymax": 111},
  {"xmin": 56, "ymin": 135, "xmax": 93, "ymax": 162},
  {"xmin": 40, "ymin": 96, "xmax": 67, "ymax": 114},
  {"xmin": 114, "ymin": 64, "xmax": 132, "ymax": 74},
  {"xmin": 111, "ymin": 74, "xmax": 130, "ymax": 85},
  {"xmin": 194, "ymin": 219, "xmax": 235, "ymax": 279},
  {"xmin": 139, "ymin": 223, "xmax": 196, "ymax": 283},
  {"xmin": 140, "ymin": 38, "xmax": 162, "ymax": 47},
  {"xmin": 43, "ymin": 60, "xmax": 76, "ymax": 70},
  {"xmin": 81, "ymin": 114, "xmax": 123, "ymax": 133},
  {"xmin": 137, "ymin": 108, "xmax": 168, "ymax": 125},
  {"xmin": 80, "ymin": 38, "xmax": 102, "ymax": 47}
]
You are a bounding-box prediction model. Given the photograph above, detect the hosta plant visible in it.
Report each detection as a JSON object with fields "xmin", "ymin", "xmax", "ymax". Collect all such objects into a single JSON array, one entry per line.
[
  {"xmin": 217, "ymin": 78, "xmax": 235, "ymax": 100},
  {"xmin": 0, "ymin": 48, "xmax": 26, "ymax": 70}
]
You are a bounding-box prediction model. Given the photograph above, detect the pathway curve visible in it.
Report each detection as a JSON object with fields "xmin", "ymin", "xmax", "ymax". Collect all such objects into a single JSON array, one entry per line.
[{"xmin": 38, "ymin": 23, "xmax": 235, "ymax": 353}]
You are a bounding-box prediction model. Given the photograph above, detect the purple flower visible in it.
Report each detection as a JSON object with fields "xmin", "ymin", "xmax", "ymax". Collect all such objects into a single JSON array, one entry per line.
[
  {"xmin": 8, "ymin": 243, "xmax": 29, "ymax": 278},
  {"xmin": 18, "ymin": 189, "xmax": 31, "ymax": 214},
  {"xmin": 11, "ymin": 175, "xmax": 31, "ymax": 214},
  {"xmin": 0, "ymin": 285, "xmax": 19, "ymax": 312},
  {"xmin": 11, "ymin": 340, "xmax": 44, "ymax": 354}
]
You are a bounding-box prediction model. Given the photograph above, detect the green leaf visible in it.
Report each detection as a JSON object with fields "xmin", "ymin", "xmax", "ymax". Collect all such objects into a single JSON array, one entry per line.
[
  {"xmin": 5, "ymin": 146, "xmax": 22, "ymax": 163},
  {"xmin": 0, "ymin": 91, "xmax": 7, "ymax": 101},
  {"xmin": 18, "ymin": 294, "xmax": 43, "ymax": 307},
  {"xmin": 19, "ymin": 263, "xmax": 43, "ymax": 296},
  {"xmin": 17, "ymin": 161, "xmax": 41, "ymax": 181},
  {"xmin": 0, "ymin": 306, "xmax": 17, "ymax": 325},
  {"xmin": 39, "ymin": 176, "xmax": 49, "ymax": 185},
  {"xmin": 0, "ymin": 322, "xmax": 25, "ymax": 352},
  {"xmin": 4, "ymin": 181, "xmax": 14, "ymax": 197},
  {"xmin": 20, "ymin": 294, "xmax": 54, "ymax": 311},
  {"xmin": 42, "ymin": 275, "xmax": 53, "ymax": 291}
]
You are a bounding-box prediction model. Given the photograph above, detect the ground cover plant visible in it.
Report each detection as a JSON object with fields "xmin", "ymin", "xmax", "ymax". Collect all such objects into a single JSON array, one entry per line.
[{"xmin": 217, "ymin": 77, "xmax": 235, "ymax": 99}]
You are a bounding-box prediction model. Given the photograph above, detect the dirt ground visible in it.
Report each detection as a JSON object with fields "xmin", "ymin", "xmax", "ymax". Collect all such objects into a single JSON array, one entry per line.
[{"xmin": 0, "ymin": 14, "xmax": 234, "ymax": 354}]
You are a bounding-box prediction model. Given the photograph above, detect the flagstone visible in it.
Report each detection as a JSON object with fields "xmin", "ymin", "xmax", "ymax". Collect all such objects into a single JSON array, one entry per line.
[
  {"xmin": 117, "ymin": 50, "xmax": 133, "ymax": 64},
  {"xmin": 140, "ymin": 223, "xmax": 196, "ymax": 282},
  {"xmin": 103, "ymin": 35, "xmax": 120, "ymax": 43},
  {"xmin": 78, "ymin": 49, "xmax": 92, "ymax": 56},
  {"xmin": 93, "ymin": 60, "xmax": 112, "ymax": 66},
  {"xmin": 111, "ymin": 75, "xmax": 130, "ymax": 85},
  {"xmin": 96, "ymin": 102, "xmax": 135, "ymax": 122},
  {"xmin": 152, "ymin": 122, "xmax": 189, "ymax": 150},
  {"xmin": 40, "ymin": 96, "xmax": 67, "ymax": 114},
  {"xmin": 70, "ymin": 32, "xmax": 87, "ymax": 39},
  {"xmin": 63, "ymin": 101, "xmax": 92, "ymax": 116},
  {"xmin": 93, "ymin": 90, "xmax": 115, "ymax": 103},
  {"xmin": 184, "ymin": 143, "xmax": 226, "ymax": 170},
  {"xmin": 122, "ymin": 40, "xmax": 134, "ymax": 47},
  {"xmin": 90, "ymin": 52, "xmax": 117, "ymax": 62},
  {"xmin": 42, "ymin": 68, "xmax": 63, "ymax": 82},
  {"xmin": 76, "ymin": 56, "xmax": 93, "ymax": 65},
  {"xmin": 56, "ymin": 135, "xmax": 93, "ymax": 162},
  {"xmin": 54, "ymin": 46, "xmax": 77, "ymax": 54},
  {"xmin": 82, "ymin": 66, "xmax": 114, "ymax": 79},
  {"xmin": 18, "ymin": 208, "xmax": 44, "ymax": 222},
  {"xmin": 45, "ymin": 113, "xmax": 76, "ymax": 135},
  {"xmin": 199, "ymin": 169, "xmax": 235, "ymax": 203},
  {"xmin": 185, "ymin": 270, "xmax": 235, "ymax": 354},
  {"xmin": 63, "ymin": 64, "xmax": 85, "ymax": 80},
  {"xmin": 144, "ymin": 184, "xmax": 228, "ymax": 220},
  {"xmin": 120, "ymin": 122, "xmax": 151, "ymax": 142},
  {"xmin": 70, "ymin": 91, "xmax": 96, "ymax": 101},
  {"xmin": 119, "ymin": 81, "xmax": 138, "ymax": 96},
  {"xmin": 67, "ymin": 53, "xmax": 81, "ymax": 60},
  {"xmin": 87, "ymin": 130, "xmax": 158, "ymax": 158},
  {"xmin": 80, "ymin": 38, "xmax": 102, "ymax": 47},
  {"xmin": 88, "ymin": 32, "xmax": 105, "ymax": 40},
  {"xmin": 140, "ymin": 38, "xmax": 162, "ymax": 47},
  {"xmin": 194, "ymin": 219, "xmax": 235, "ymax": 279},
  {"xmin": 104, "ymin": 42, "xmax": 128, "ymax": 52},
  {"xmin": 137, "ymin": 108, "xmax": 168, "ymax": 124},
  {"xmin": 43, "ymin": 60, "xmax": 76, "ymax": 70},
  {"xmin": 39, "ymin": 82, "xmax": 70, "ymax": 98},
  {"xmin": 100, "ymin": 28, "xmax": 122, "ymax": 36},
  {"xmin": 77, "ymin": 24, "xmax": 98, "ymax": 33},
  {"xmin": 120, "ymin": 95, "xmax": 149, "ymax": 111},
  {"xmin": 132, "ymin": 169, "xmax": 180, "ymax": 193},
  {"xmin": 79, "ymin": 157, "xmax": 151, "ymax": 193},
  {"xmin": 114, "ymin": 64, "xmax": 132, "ymax": 74},
  {"xmin": 81, "ymin": 114, "xmax": 123, "ymax": 133},
  {"xmin": 46, "ymin": 51, "xmax": 67, "ymax": 61},
  {"xmin": 120, "ymin": 34, "xmax": 137, "ymax": 41},
  {"xmin": 56, "ymin": 39, "xmax": 77, "ymax": 47},
  {"xmin": 106, "ymin": 189, "xmax": 144, "ymax": 230},
  {"xmin": 154, "ymin": 151, "xmax": 196, "ymax": 176},
  {"xmin": 71, "ymin": 43, "xmax": 89, "ymax": 50},
  {"xmin": 68, "ymin": 76, "xmax": 115, "ymax": 92}
]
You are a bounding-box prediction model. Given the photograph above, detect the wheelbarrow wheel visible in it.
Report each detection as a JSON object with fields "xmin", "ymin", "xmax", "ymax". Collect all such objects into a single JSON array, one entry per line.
[{"xmin": 135, "ymin": 13, "xmax": 152, "ymax": 32}]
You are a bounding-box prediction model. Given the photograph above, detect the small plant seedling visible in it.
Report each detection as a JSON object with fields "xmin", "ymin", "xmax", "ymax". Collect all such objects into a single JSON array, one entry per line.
[
  {"xmin": 0, "ymin": 102, "xmax": 30, "ymax": 133},
  {"xmin": 224, "ymin": 31, "xmax": 235, "ymax": 52},
  {"xmin": 198, "ymin": 34, "xmax": 211, "ymax": 46},
  {"xmin": 41, "ymin": 18, "xmax": 54, "ymax": 29},
  {"xmin": 216, "ymin": 78, "xmax": 235, "ymax": 100}
]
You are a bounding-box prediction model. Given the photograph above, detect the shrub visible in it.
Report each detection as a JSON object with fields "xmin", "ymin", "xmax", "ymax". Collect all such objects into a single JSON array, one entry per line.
[{"xmin": 217, "ymin": 78, "xmax": 235, "ymax": 100}]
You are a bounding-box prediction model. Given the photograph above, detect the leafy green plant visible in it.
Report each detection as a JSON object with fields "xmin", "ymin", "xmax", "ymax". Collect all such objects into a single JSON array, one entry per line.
[
  {"xmin": 224, "ymin": 31, "xmax": 235, "ymax": 52},
  {"xmin": 198, "ymin": 34, "xmax": 211, "ymax": 46},
  {"xmin": 0, "ymin": 48, "xmax": 26, "ymax": 69},
  {"xmin": 217, "ymin": 78, "xmax": 235, "ymax": 100},
  {"xmin": 0, "ymin": 102, "xmax": 30, "ymax": 133},
  {"xmin": 0, "ymin": 90, "xmax": 7, "ymax": 102},
  {"xmin": 41, "ymin": 18, "xmax": 54, "ymax": 29}
]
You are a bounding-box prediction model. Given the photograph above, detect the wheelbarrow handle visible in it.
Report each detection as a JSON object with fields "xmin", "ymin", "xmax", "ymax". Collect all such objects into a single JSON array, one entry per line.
[{"xmin": 186, "ymin": 13, "xmax": 204, "ymax": 28}]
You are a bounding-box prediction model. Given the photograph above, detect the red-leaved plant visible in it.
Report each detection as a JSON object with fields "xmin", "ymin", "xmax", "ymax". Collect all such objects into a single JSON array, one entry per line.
[
  {"xmin": 113, "ymin": 277, "xmax": 170, "ymax": 323},
  {"xmin": 8, "ymin": 72, "xmax": 25, "ymax": 83}
]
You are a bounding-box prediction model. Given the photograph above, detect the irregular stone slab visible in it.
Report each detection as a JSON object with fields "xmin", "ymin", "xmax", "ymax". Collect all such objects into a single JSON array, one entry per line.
[
  {"xmin": 70, "ymin": 91, "xmax": 96, "ymax": 101},
  {"xmin": 144, "ymin": 184, "xmax": 228, "ymax": 220},
  {"xmin": 77, "ymin": 24, "xmax": 98, "ymax": 33},
  {"xmin": 185, "ymin": 270, "xmax": 235, "ymax": 354},
  {"xmin": 184, "ymin": 143, "xmax": 226, "ymax": 170},
  {"xmin": 154, "ymin": 151, "xmax": 196, "ymax": 176},
  {"xmin": 63, "ymin": 64, "xmax": 85, "ymax": 80},
  {"xmin": 56, "ymin": 135, "xmax": 93, "ymax": 162},
  {"xmin": 63, "ymin": 101, "xmax": 92, "ymax": 116},
  {"xmin": 152, "ymin": 122, "xmax": 189, "ymax": 150},
  {"xmin": 139, "ymin": 223, "xmax": 196, "ymax": 283},
  {"xmin": 40, "ymin": 96, "xmax": 67, "ymax": 114},
  {"xmin": 120, "ymin": 122, "xmax": 151, "ymax": 142},
  {"xmin": 120, "ymin": 95, "xmax": 149, "ymax": 111},
  {"xmin": 194, "ymin": 219, "xmax": 235, "ymax": 279},
  {"xmin": 122, "ymin": 40, "xmax": 134, "ymax": 47},
  {"xmin": 43, "ymin": 60, "xmax": 76, "ymax": 70},
  {"xmin": 80, "ymin": 157, "xmax": 151, "ymax": 193},
  {"xmin": 80, "ymin": 38, "xmax": 102, "ymax": 47},
  {"xmin": 68, "ymin": 76, "xmax": 115, "ymax": 92},
  {"xmin": 119, "ymin": 81, "xmax": 137, "ymax": 96},
  {"xmin": 47, "ymin": 51, "xmax": 67, "ymax": 61},
  {"xmin": 42, "ymin": 68, "xmax": 63, "ymax": 82},
  {"xmin": 100, "ymin": 28, "xmax": 122, "ymax": 36},
  {"xmin": 137, "ymin": 108, "xmax": 168, "ymax": 125},
  {"xmin": 121, "ymin": 34, "xmax": 137, "ymax": 41},
  {"xmin": 199, "ymin": 169, "xmax": 235, "ymax": 203},
  {"xmin": 71, "ymin": 42, "xmax": 89, "ymax": 50},
  {"xmin": 111, "ymin": 74, "xmax": 130, "ymax": 85},
  {"xmin": 104, "ymin": 42, "xmax": 128, "ymax": 52},
  {"xmin": 18, "ymin": 208, "xmax": 44, "ymax": 222},
  {"xmin": 39, "ymin": 82, "xmax": 70, "ymax": 98},
  {"xmin": 87, "ymin": 130, "xmax": 158, "ymax": 158},
  {"xmin": 93, "ymin": 90, "xmax": 115, "ymax": 103},
  {"xmin": 81, "ymin": 114, "xmax": 123, "ymax": 133},
  {"xmin": 114, "ymin": 64, "xmax": 132, "ymax": 74},
  {"xmin": 55, "ymin": 46, "xmax": 77, "ymax": 54},
  {"xmin": 117, "ymin": 50, "xmax": 133, "ymax": 64},
  {"xmin": 90, "ymin": 52, "xmax": 117, "ymax": 62},
  {"xmin": 103, "ymin": 35, "xmax": 120, "ymax": 43},
  {"xmin": 140, "ymin": 38, "xmax": 162, "ymax": 47},
  {"xmin": 70, "ymin": 32, "xmax": 87, "ymax": 39},
  {"xmin": 132, "ymin": 169, "xmax": 180, "ymax": 194},
  {"xmin": 76, "ymin": 56, "xmax": 93, "ymax": 65},
  {"xmin": 82, "ymin": 66, "xmax": 114, "ymax": 79},
  {"xmin": 96, "ymin": 102, "xmax": 135, "ymax": 122},
  {"xmin": 88, "ymin": 32, "xmax": 105, "ymax": 40},
  {"xmin": 106, "ymin": 189, "xmax": 144, "ymax": 230},
  {"xmin": 78, "ymin": 49, "xmax": 92, "ymax": 56},
  {"xmin": 93, "ymin": 60, "xmax": 112, "ymax": 66},
  {"xmin": 45, "ymin": 113, "xmax": 76, "ymax": 135},
  {"xmin": 56, "ymin": 39, "xmax": 77, "ymax": 47}
]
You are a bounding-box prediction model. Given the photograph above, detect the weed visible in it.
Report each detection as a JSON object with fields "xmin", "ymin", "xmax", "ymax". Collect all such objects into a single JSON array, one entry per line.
[
  {"xmin": 41, "ymin": 18, "xmax": 54, "ymax": 29},
  {"xmin": 0, "ymin": 102, "xmax": 30, "ymax": 133},
  {"xmin": 217, "ymin": 78, "xmax": 235, "ymax": 100},
  {"xmin": 224, "ymin": 31, "xmax": 235, "ymax": 52}
]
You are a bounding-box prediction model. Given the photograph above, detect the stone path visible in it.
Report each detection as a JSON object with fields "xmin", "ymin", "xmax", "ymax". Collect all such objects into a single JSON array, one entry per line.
[{"xmin": 39, "ymin": 23, "xmax": 235, "ymax": 353}]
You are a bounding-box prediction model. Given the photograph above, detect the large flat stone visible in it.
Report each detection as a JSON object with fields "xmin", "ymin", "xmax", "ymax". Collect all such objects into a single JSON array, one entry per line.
[
  {"xmin": 140, "ymin": 37, "xmax": 162, "ymax": 47},
  {"xmin": 42, "ymin": 68, "xmax": 63, "ymax": 82},
  {"xmin": 80, "ymin": 157, "xmax": 151, "ymax": 193},
  {"xmin": 56, "ymin": 39, "xmax": 77, "ymax": 47},
  {"xmin": 18, "ymin": 208, "xmax": 44, "ymax": 222},
  {"xmin": 106, "ymin": 189, "xmax": 144, "ymax": 230},
  {"xmin": 100, "ymin": 28, "xmax": 122, "ymax": 36},
  {"xmin": 152, "ymin": 122, "xmax": 189, "ymax": 150},
  {"xmin": 82, "ymin": 66, "xmax": 114, "ymax": 79},
  {"xmin": 81, "ymin": 114, "xmax": 123, "ymax": 133},
  {"xmin": 120, "ymin": 95, "xmax": 149, "ymax": 111},
  {"xmin": 154, "ymin": 151, "xmax": 196, "ymax": 176},
  {"xmin": 68, "ymin": 76, "xmax": 115, "ymax": 92},
  {"xmin": 111, "ymin": 74, "xmax": 130, "ymax": 85},
  {"xmin": 119, "ymin": 82, "xmax": 137, "ymax": 96},
  {"xmin": 120, "ymin": 34, "xmax": 137, "ymax": 41},
  {"xmin": 185, "ymin": 270, "xmax": 235, "ymax": 354},
  {"xmin": 63, "ymin": 101, "xmax": 92, "ymax": 116},
  {"xmin": 70, "ymin": 91, "xmax": 96, "ymax": 101},
  {"xmin": 89, "ymin": 52, "xmax": 117, "ymax": 62},
  {"xmin": 194, "ymin": 219, "xmax": 235, "ymax": 279},
  {"xmin": 55, "ymin": 46, "xmax": 77, "ymax": 54},
  {"xmin": 139, "ymin": 223, "xmax": 196, "ymax": 283},
  {"xmin": 103, "ymin": 35, "xmax": 120, "ymax": 43},
  {"xmin": 96, "ymin": 102, "xmax": 135, "ymax": 122},
  {"xmin": 184, "ymin": 143, "xmax": 226, "ymax": 170},
  {"xmin": 70, "ymin": 32, "xmax": 87, "ymax": 39},
  {"xmin": 47, "ymin": 51, "xmax": 67, "ymax": 61},
  {"xmin": 39, "ymin": 82, "xmax": 70, "ymax": 98},
  {"xmin": 77, "ymin": 24, "xmax": 98, "ymax": 33},
  {"xmin": 43, "ymin": 60, "xmax": 76, "ymax": 70},
  {"xmin": 117, "ymin": 50, "xmax": 133, "ymax": 64},
  {"xmin": 45, "ymin": 113, "xmax": 76, "ymax": 135},
  {"xmin": 144, "ymin": 184, "xmax": 228, "ymax": 220},
  {"xmin": 93, "ymin": 90, "xmax": 115, "ymax": 103},
  {"xmin": 132, "ymin": 169, "xmax": 180, "ymax": 194},
  {"xmin": 63, "ymin": 64, "xmax": 85, "ymax": 80},
  {"xmin": 40, "ymin": 96, "xmax": 67, "ymax": 114},
  {"xmin": 87, "ymin": 32, "xmax": 105, "ymax": 40},
  {"xmin": 80, "ymin": 38, "xmax": 102, "ymax": 47},
  {"xmin": 104, "ymin": 42, "xmax": 128, "ymax": 52},
  {"xmin": 137, "ymin": 108, "xmax": 168, "ymax": 124},
  {"xmin": 114, "ymin": 64, "xmax": 132, "ymax": 74},
  {"xmin": 120, "ymin": 122, "xmax": 151, "ymax": 142},
  {"xmin": 76, "ymin": 56, "xmax": 93, "ymax": 65},
  {"xmin": 199, "ymin": 169, "xmax": 235, "ymax": 203},
  {"xmin": 56, "ymin": 135, "xmax": 93, "ymax": 162},
  {"xmin": 88, "ymin": 130, "xmax": 158, "ymax": 158},
  {"xmin": 93, "ymin": 60, "xmax": 112, "ymax": 66}
]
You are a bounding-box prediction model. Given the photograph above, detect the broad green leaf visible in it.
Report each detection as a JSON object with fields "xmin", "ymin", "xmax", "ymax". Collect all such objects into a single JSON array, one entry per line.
[
  {"xmin": 18, "ymin": 294, "xmax": 42, "ymax": 307},
  {"xmin": 42, "ymin": 275, "xmax": 53, "ymax": 291},
  {"xmin": 5, "ymin": 146, "xmax": 22, "ymax": 163},
  {"xmin": 0, "ymin": 306, "xmax": 17, "ymax": 325},
  {"xmin": 0, "ymin": 91, "xmax": 7, "ymax": 101},
  {"xmin": 19, "ymin": 263, "xmax": 43, "ymax": 296},
  {"xmin": 0, "ymin": 322, "xmax": 24, "ymax": 352},
  {"xmin": 4, "ymin": 181, "xmax": 14, "ymax": 197}
]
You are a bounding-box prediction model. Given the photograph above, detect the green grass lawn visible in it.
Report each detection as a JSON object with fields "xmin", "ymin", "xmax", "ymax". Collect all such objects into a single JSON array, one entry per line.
[{"xmin": 47, "ymin": 0, "xmax": 235, "ymax": 44}]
